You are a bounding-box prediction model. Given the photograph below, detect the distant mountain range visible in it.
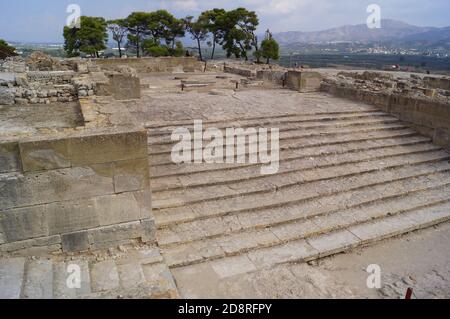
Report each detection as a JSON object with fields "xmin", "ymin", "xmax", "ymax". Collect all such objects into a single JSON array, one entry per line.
[{"xmin": 273, "ymin": 19, "xmax": 450, "ymax": 50}]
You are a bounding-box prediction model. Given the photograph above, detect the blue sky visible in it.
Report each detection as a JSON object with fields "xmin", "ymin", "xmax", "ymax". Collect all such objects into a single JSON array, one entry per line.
[{"xmin": 1, "ymin": 0, "xmax": 450, "ymax": 42}]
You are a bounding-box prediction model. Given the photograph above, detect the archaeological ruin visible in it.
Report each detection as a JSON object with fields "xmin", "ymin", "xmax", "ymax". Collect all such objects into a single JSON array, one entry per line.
[{"xmin": 1, "ymin": 53, "xmax": 450, "ymax": 299}]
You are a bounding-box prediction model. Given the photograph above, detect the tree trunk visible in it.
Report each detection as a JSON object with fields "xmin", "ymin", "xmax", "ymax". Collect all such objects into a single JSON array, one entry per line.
[
  {"xmin": 266, "ymin": 57, "xmax": 270, "ymax": 64},
  {"xmin": 117, "ymin": 41, "xmax": 122, "ymax": 58},
  {"xmin": 197, "ymin": 38, "xmax": 203, "ymax": 61},
  {"xmin": 136, "ymin": 32, "xmax": 140, "ymax": 58},
  {"xmin": 211, "ymin": 35, "xmax": 216, "ymax": 60}
]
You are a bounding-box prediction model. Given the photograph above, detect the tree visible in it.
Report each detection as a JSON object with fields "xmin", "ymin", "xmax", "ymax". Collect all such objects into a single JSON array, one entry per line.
[
  {"xmin": 184, "ymin": 15, "xmax": 209, "ymax": 61},
  {"xmin": 261, "ymin": 30, "xmax": 279, "ymax": 64},
  {"xmin": 200, "ymin": 9, "xmax": 226, "ymax": 60},
  {"xmin": 148, "ymin": 10, "xmax": 185, "ymax": 50},
  {"xmin": 219, "ymin": 8, "xmax": 259, "ymax": 61},
  {"xmin": 124, "ymin": 12, "xmax": 153, "ymax": 57},
  {"xmin": 0, "ymin": 39, "xmax": 17, "ymax": 60},
  {"xmin": 107, "ymin": 19, "xmax": 127, "ymax": 57},
  {"xmin": 63, "ymin": 16, "xmax": 108, "ymax": 58}
]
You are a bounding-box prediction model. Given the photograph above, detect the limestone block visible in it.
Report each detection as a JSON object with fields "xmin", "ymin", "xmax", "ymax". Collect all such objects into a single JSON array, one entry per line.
[
  {"xmin": 0, "ymin": 142, "xmax": 20, "ymax": 173},
  {"xmin": 1, "ymin": 205, "xmax": 48, "ymax": 242},
  {"xmin": 306, "ymin": 230, "xmax": 360, "ymax": 258},
  {"xmin": 286, "ymin": 71, "xmax": 322, "ymax": 93},
  {"xmin": 434, "ymin": 127, "xmax": 450, "ymax": 150},
  {"xmin": 133, "ymin": 190, "xmax": 153, "ymax": 220},
  {"xmin": 113, "ymin": 158, "xmax": 150, "ymax": 193},
  {"xmin": 88, "ymin": 221, "xmax": 143, "ymax": 248},
  {"xmin": 0, "ymin": 87, "xmax": 15, "ymax": 105},
  {"xmin": 61, "ymin": 230, "xmax": 90, "ymax": 253},
  {"xmin": 19, "ymin": 139, "xmax": 71, "ymax": 172},
  {"xmin": 53, "ymin": 260, "xmax": 91, "ymax": 299},
  {"xmin": 109, "ymin": 74, "xmax": 141, "ymax": 100},
  {"xmin": 0, "ymin": 235, "xmax": 61, "ymax": 253},
  {"xmin": 0, "ymin": 166, "xmax": 114, "ymax": 210},
  {"xmin": 0, "ymin": 258, "xmax": 26, "ymax": 299},
  {"xmin": 90, "ymin": 260, "xmax": 120, "ymax": 292},
  {"xmin": 46, "ymin": 198, "xmax": 99, "ymax": 235},
  {"xmin": 141, "ymin": 218, "xmax": 156, "ymax": 243},
  {"xmin": 22, "ymin": 260, "xmax": 53, "ymax": 299},
  {"xmin": 67, "ymin": 130, "xmax": 148, "ymax": 166},
  {"xmin": 117, "ymin": 262, "xmax": 145, "ymax": 289},
  {"xmin": 95, "ymin": 192, "xmax": 141, "ymax": 227}
]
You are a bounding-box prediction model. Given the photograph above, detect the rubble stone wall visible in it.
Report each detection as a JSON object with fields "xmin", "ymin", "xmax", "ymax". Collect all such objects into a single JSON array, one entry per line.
[
  {"xmin": 224, "ymin": 65, "xmax": 255, "ymax": 77},
  {"xmin": 94, "ymin": 57, "xmax": 204, "ymax": 73},
  {"xmin": 321, "ymin": 83, "xmax": 450, "ymax": 150},
  {"xmin": 0, "ymin": 128, "xmax": 154, "ymax": 255}
]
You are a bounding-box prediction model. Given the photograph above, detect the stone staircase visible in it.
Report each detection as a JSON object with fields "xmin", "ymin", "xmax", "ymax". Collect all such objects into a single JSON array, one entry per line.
[
  {"xmin": 0, "ymin": 246, "xmax": 178, "ymax": 299},
  {"xmin": 147, "ymin": 110, "xmax": 450, "ymax": 271}
]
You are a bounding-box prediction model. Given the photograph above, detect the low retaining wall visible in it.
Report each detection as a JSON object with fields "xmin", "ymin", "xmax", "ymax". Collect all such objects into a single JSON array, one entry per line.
[
  {"xmin": 256, "ymin": 70, "xmax": 286, "ymax": 86},
  {"xmin": 286, "ymin": 71, "xmax": 322, "ymax": 93},
  {"xmin": 321, "ymin": 83, "xmax": 450, "ymax": 150},
  {"xmin": 94, "ymin": 57, "xmax": 204, "ymax": 73},
  {"xmin": 0, "ymin": 128, "xmax": 154, "ymax": 255},
  {"xmin": 224, "ymin": 65, "xmax": 255, "ymax": 78}
]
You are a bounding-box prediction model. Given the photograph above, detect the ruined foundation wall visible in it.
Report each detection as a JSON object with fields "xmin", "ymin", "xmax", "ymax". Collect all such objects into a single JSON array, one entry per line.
[
  {"xmin": 94, "ymin": 57, "xmax": 204, "ymax": 73},
  {"xmin": 0, "ymin": 128, "xmax": 154, "ymax": 255},
  {"xmin": 321, "ymin": 83, "xmax": 450, "ymax": 150}
]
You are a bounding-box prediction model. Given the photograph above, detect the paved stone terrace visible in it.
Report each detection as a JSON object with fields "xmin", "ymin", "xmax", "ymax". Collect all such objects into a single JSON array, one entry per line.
[{"xmin": 1, "ymin": 73, "xmax": 450, "ymax": 299}]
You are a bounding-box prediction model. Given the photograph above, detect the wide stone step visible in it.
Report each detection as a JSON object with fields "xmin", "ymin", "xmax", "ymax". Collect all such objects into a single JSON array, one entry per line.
[
  {"xmin": 146, "ymin": 110, "xmax": 382, "ymax": 133},
  {"xmin": 0, "ymin": 247, "xmax": 179, "ymax": 299},
  {"xmin": 151, "ymin": 134, "xmax": 431, "ymax": 183},
  {"xmin": 148, "ymin": 122, "xmax": 407, "ymax": 155},
  {"xmin": 149, "ymin": 128, "xmax": 419, "ymax": 166},
  {"xmin": 154, "ymin": 163, "xmax": 450, "ymax": 227},
  {"xmin": 151, "ymin": 145, "xmax": 445, "ymax": 192},
  {"xmin": 153, "ymin": 139, "xmax": 439, "ymax": 204},
  {"xmin": 148, "ymin": 115, "xmax": 397, "ymax": 146},
  {"xmin": 161, "ymin": 199, "xmax": 450, "ymax": 268}
]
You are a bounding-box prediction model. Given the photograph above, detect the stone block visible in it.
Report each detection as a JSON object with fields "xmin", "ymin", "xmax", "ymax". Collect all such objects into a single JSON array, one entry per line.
[
  {"xmin": 88, "ymin": 221, "xmax": 143, "ymax": 249},
  {"xmin": 141, "ymin": 218, "xmax": 156, "ymax": 243},
  {"xmin": 211, "ymin": 255, "xmax": 257, "ymax": 279},
  {"xmin": 22, "ymin": 260, "xmax": 53, "ymax": 299},
  {"xmin": 0, "ymin": 142, "xmax": 21, "ymax": 173},
  {"xmin": 117, "ymin": 262, "xmax": 145, "ymax": 289},
  {"xmin": 113, "ymin": 158, "xmax": 150, "ymax": 193},
  {"xmin": 95, "ymin": 193, "xmax": 141, "ymax": 227},
  {"xmin": 0, "ymin": 87, "xmax": 15, "ymax": 105},
  {"xmin": 1, "ymin": 205, "xmax": 49, "ymax": 242},
  {"xmin": 67, "ymin": 130, "xmax": 148, "ymax": 166},
  {"xmin": 90, "ymin": 260, "xmax": 120, "ymax": 292},
  {"xmin": 19, "ymin": 139, "xmax": 71, "ymax": 172},
  {"xmin": 0, "ymin": 235, "xmax": 61, "ymax": 253},
  {"xmin": 53, "ymin": 260, "xmax": 91, "ymax": 299},
  {"xmin": 0, "ymin": 166, "xmax": 114, "ymax": 210},
  {"xmin": 61, "ymin": 231, "xmax": 90, "ymax": 253},
  {"xmin": 434, "ymin": 127, "xmax": 450, "ymax": 150},
  {"xmin": 306, "ymin": 230, "xmax": 360, "ymax": 258},
  {"xmin": 46, "ymin": 198, "xmax": 99, "ymax": 235},
  {"xmin": 0, "ymin": 258, "xmax": 26, "ymax": 299},
  {"xmin": 286, "ymin": 71, "xmax": 322, "ymax": 93},
  {"xmin": 133, "ymin": 190, "xmax": 153, "ymax": 220},
  {"xmin": 108, "ymin": 74, "xmax": 141, "ymax": 100}
]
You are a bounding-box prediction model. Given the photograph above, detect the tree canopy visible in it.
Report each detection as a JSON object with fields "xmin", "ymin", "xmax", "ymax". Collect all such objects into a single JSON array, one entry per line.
[
  {"xmin": 63, "ymin": 16, "xmax": 108, "ymax": 57},
  {"xmin": 62, "ymin": 7, "xmax": 273, "ymax": 63},
  {"xmin": 261, "ymin": 30, "xmax": 280, "ymax": 64},
  {"xmin": 0, "ymin": 39, "xmax": 17, "ymax": 60}
]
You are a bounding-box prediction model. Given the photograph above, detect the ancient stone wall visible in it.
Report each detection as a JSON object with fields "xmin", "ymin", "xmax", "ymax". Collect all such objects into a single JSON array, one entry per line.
[
  {"xmin": 0, "ymin": 128, "xmax": 154, "ymax": 255},
  {"xmin": 224, "ymin": 65, "xmax": 255, "ymax": 78},
  {"xmin": 286, "ymin": 71, "xmax": 322, "ymax": 93},
  {"xmin": 256, "ymin": 70, "xmax": 286, "ymax": 86},
  {"xmin": 94, "ymin": 57, "xmax": 204, "ymax": 73},
  {"xmin": 321, "ymin": 83, "xmax": 450, "ymax": 150}
]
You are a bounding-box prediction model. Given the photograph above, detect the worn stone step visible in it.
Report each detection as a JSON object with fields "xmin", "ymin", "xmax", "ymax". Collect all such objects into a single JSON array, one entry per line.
[
  {"xmin": 148, "ymin": 115, "xmax": 397, "ymax": 146},
  {"xmin": 162, "ymin": 199, "xmax": 450, "ymax": 268},
  {"xmin": 151, "ymin": 145, "xmax": 445, "ymax": 192},
  {"xmin": 151, "ymin": 134, "xmax": 431, "ymax": 179},
  {"xmin": 148, "ymin": 121, "xmax": 407, "ymax": 155},
  {"xmin": 154, "ymin": 164, "xmax": 450, "ymax": 227},
  {"xmin": 22, "ymin": 259, "xmax": 54, "ymax": 299},
  {"xmin": 0, "ymin": 257, "xmax": 26, "ymax": 299},
  {"xmin": 149, "ymin": 128, "xmax": 419, "ymax": 166},
  {"xmin": 156, "ymin": 166, "xmax": 450, "ymax": 246},
  {"xmin": 153, "ymin": 139, "xmax": 432, "ymax": 199},
  {"xmin": 145, "ymin": 110, "xmax": 382, "ymax": 132}
]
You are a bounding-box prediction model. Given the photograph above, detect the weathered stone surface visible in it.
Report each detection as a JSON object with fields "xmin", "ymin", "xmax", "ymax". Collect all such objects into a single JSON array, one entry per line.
[
  {"xmin": 0, "ymin": 142, "xmax": 20, "ymax": 173},
  {"xmin": 90, "ymin": 260, "xmax": 120, "ymax": 292},
  {"xmin": 117, "ymin": 262, "xmax": 145, "ymax": 289},
  {"xmin": 113, "ymin": 158, "xmax": 150, "ymax": 193},
  {"xmin": 133, "ymin": 190, "xmax": 153, "ymax": 220},
  {"xmin": 0, "ymin": 235, "xmax": 61, "ymax": 253},
  {"xmin": 0, "ymin": 258, "xmax": 26, "ymax": 299},
  {"xmin": 211, "ymin": 255, "xmax": 257, "ymax": 279},
  {"xmin": 22, "ymin": 260, "xmax": 53, "ymax": 299},
  {"xmin": 0, "ymin": 166, "xmax": 114, "ymax": 210},
  {"xmin": 1, "ymin": 205, "xmax": 48, "ymax": 242},
  {"xmin": 61, "ymin": 231, "xmax": 90, "ymax": 253},
  {"xmin": 108, "ymin": 74, "xmax": 141, "ymax": 100},
  {"xmin": 95, "ymin": 193, "xmax": 141, "ymax": 227},
  {"xmin": 19, "ymin": 139, "xmax": 71, "ymax": 172},
  {"xmin": 286, "ymin": 71, "xmax": 322, "ymax": 92},
  {"xmin": 88, "ymin": 221, "xmax": 143, "ymax": 248},
  {"xmin": 67, "ymin": 130, "xmax": 148, "ymax": 166},
  {"xmin": 46, "ymin": 199, "xmax": 99, "ymax": 235},
  {"xmin": 0, "ymin": 87, "xmax": 15, "ymax": 105},
  {"xmin": 306, "ymin": 230, "xmax": 361, "ymax": 258}
]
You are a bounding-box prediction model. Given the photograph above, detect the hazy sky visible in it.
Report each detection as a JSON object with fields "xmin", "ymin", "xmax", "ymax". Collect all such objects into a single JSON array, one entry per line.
[{"xmin": 1, "ymin": 0, "xmax": 449, "ymax": 42}]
